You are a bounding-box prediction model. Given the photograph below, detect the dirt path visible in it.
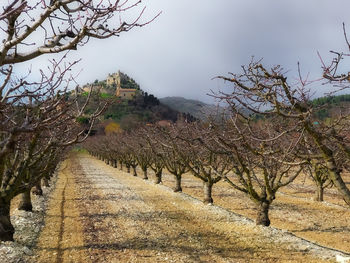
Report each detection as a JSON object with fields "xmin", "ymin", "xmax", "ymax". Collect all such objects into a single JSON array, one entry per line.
[{"xmin": 31, "ymin": 154, "xmax": 343, "ymax": 262}]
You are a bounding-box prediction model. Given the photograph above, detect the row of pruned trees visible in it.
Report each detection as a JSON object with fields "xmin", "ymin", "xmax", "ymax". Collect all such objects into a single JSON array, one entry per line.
[
  {"xmin": 0, "ymin": 54, "xmax": 109, "ymax": 241},
  {"xmin": 84, "ymin": 116, "xmax": 324, "ymax": 227},
  {"xmin": 0, "ymin": 0, "xmax": 153, "ymax": 241},
  {"xmin": 85, "ymin": 39, "xmax": 350, "ymax": 227}
]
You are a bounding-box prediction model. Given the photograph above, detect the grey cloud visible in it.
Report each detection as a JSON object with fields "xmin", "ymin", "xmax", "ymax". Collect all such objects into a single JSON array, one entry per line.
[{"xmin": 16, "ymin": 0, "xmax": 350, "ymax": 103}]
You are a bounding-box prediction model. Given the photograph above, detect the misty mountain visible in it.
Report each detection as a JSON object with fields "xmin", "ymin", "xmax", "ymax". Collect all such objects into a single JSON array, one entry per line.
[{"xmin": 159, "ymin": 96, "xmax": 225, "ymax": 120}]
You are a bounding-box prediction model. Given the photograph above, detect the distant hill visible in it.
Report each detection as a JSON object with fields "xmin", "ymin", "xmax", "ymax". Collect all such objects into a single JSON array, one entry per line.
[
  {"xmin": 159, "ymin": 96, "xmax": 224, "ymax": 120},
  {"xmin": 77, "ymin": 91, "xmax": 185, "ymax": 132},
  {"xmin": 311, "ymin": 94, "xmax": 350, "ymax": 120},
  {"xmin": 74, "ymin": 72, "xmax": 188, "ymax": 132},
  {"xmin": 249, "ymin": 94, "xmax": 350, "ymax": 122}
]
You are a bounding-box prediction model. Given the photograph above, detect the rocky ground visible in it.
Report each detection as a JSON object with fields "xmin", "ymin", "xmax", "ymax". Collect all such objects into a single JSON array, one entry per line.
[
  {"xmin": 1, "ymin": 153, "xmax": 350, "ymax": 262},
  {"xmin": 0, "ymin": 168, "xmax": 58, "ymax": 263}
]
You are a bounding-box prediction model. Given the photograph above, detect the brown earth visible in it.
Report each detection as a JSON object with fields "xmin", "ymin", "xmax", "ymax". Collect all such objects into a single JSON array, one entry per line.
[
  {"xmin": 156, "ymin": 169, "xmax": 350, "ymax": 254},
  {"xmin": 28, "ymin": 153, "xmax": 350, "ymax": 262}
]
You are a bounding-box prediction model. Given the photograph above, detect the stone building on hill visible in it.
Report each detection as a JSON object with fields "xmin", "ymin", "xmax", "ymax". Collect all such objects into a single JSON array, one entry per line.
[
  {"xmin": 106, "ymin": 72, "xmax": 119, "ymax": 86},
  {"xmin": 108, "ymin": 71, "xmax": 137, "ymax": 99},
  {"xmin": 78, "ymin": 71, "xmax": 138, "ymax": 99},
  {"xmin": 116, "ymin": 87, "xmax": 137, "ymax": 99}
]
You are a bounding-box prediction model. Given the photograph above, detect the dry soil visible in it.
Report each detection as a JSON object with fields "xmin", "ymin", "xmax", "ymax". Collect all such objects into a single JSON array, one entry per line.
[{"xmin": 29, "ymin": 153, "xmax": 349, "ymax": 262}]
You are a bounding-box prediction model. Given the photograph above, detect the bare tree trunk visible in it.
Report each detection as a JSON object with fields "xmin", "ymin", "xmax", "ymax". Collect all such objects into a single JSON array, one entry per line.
[
  {"xmin": 155, "ymin": 170, "xmax": 162, "ymax": 184},
  {"xmin": 256, "ymin": 201, "xmax": 271, "ymax": 226},
  {"xmin": 119, "ymin": 161, "xmax": 123, "ymax": 171},
  {"xmin": 126, "ymin": 165, "xmax": 131, "ymax": 173},
  {"xmin": 326, "ymin": 161, "xmax": 350, "ymax": 206},
  {"xmin": 18, "ymin": 189, "xmax": 33, "ymax": 211},
  {"xmin": 174, "ymin": 175, "xmax": 182, "ymax": 192},
  {"xmin": 0, "ymin": 198, "xmax": 14, "ymax": 241},
  {"xmin": 142, "ymin": 169, "xmax": 148, "ymax": 180},
  {"xmin": 42, "ymin": 177, "xmax": 50, "ymax": 187},
  {"xmin": 113, "ymin": 160, "xmax": 118, "ymax": 168},
  {"xmin": 308, "ymin": 128, "xmax": 350, "ymax": 206},
  {"xmin": 132, "ymin": 166, "xmax": 138, "ymax": 177},
  {"xmin": 314, "ymin": 184, "xmax": 324, "ymax": 202},
  {"xmin": 203, "ymin": 181, "xmax": 213, "ymax": 204},
  {"xmin": 32, "ymin": 180, "xmax": 43, "ymax": 196}
]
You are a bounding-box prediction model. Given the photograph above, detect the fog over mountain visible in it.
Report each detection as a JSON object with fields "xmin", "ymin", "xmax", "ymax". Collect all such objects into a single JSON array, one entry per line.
[{"xmin": 159, "ymin": 96, "xmax": 226, "ymax": 120}]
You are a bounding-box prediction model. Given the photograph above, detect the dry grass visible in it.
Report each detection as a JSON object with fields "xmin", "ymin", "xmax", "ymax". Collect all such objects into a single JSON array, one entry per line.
[{"xmin": 152, "ymin": 168, "xmax": 350, "ymax": 253}]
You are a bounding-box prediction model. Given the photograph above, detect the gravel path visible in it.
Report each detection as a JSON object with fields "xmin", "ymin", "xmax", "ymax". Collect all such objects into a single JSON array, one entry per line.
[{"xmin": 30, "ymin": 154, "xmax": 349, "ymax": 262}]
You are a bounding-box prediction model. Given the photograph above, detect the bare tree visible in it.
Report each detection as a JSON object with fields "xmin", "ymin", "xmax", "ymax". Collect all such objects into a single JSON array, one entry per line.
[
  {"xmin": 174, "ymin": 122, "xmax": 229, "ymax": 204},
  {"xmin": 0, "ymin": 0, "xmax": 158, "ymax": 65},
  {"xmin": 299, "ymin": 136, "xmax": 334, "ymax": 202},
  {"xmin": 134, "ymin": 145, "xmax": 151, "ymax": 180},
  {"xmin": 216, "ymin": 57, "xmax": 350, "ymax": 207},
  {"xmin": 205, "ymin": 113, "xmax": 305, "ymax": 226},
  {"xmin": 153, "ymin": 124, "xmax": 189, "ymax": 192},
  {"xmin": 120, "ymin": 135, "xmax": 139, "ymax": 176},
  {"xmin": 0, "ymin": 0, "xmax": 155, "ymax": 241},
  {"xmin": 305, "ymin": 161, "xmax": 333, "ymax": 202}
]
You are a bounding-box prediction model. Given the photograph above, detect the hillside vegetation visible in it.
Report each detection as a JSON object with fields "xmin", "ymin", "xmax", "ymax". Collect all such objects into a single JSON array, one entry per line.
[
  {"xmin": 76, "ymin": 73, "xmax": 196, "ymax": 132},
  {"xmin": 311, "ymin": 94, "xmax": 350, "ymax": 120},
  {"xmin": 80, "ymin": 73, "xmax": 350, "ymax": 133}
]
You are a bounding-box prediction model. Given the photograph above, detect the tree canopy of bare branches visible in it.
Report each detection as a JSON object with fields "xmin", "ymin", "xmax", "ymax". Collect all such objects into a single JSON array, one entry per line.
[
  {"xmin": 0, "ymin": 0, "xmax": 154, "ymax": 241},
  {"xmin": 85, "ymin": 117, "xmax": 305, "ymax": 226}
]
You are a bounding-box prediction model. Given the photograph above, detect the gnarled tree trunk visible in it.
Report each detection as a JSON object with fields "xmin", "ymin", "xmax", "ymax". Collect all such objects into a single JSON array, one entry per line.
[
  {"xmin": 132, "ymin": 166, "xmax": 138, "ymax": 177},
  {"xmin": 0, "ymin": 198, "xmax": 14, "ymax": 241},
  {"xmin": 142, "ymin": 169, "xmax": 148, "ymax": 180},
  {"xmin": 155, "ymin": 170, "xmax": 162, "ymax": 184},
  {"xmin": 314, "ymin": 184, "xmax": 324, "ymax": 202},
  {"xmin": 126, "ymin": 165, "xmax": 130, "ymax": 173},
  {"xmin": 307, "ymin": 125, "xmax": 350, "ymax": 206},
  {"xmin": 174, "ymin": 175, "xmax": 182, "ymax": 192},
  {"xmin": 326, "ymin": 161, "xmax": 350, "ymax": 206},
  {"xmin": 203, "ymin": 181, "xmax": 213, "ymax": 204},
  {"xmin": 32, "ymin": 181, "xmax": 43, "ymax": 196},
  {"xmin": 42, "ymin": 177, "xmax": 50, "ymax": 187},
  {"xmin": 119, "ymin": 161, "xmax": 123, "ymax": 171},
  {"xmin": 256, "ymin": 201, "xmax": 271, "ymax": 226},
  {"xmin": 18, "ymin": 189, "xmax": 33, "ymax": 211}
]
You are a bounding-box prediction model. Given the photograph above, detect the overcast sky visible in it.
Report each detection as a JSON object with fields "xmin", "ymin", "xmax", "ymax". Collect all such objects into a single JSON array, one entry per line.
[{"xmin": 16, "ymin": 0, "xmax": 350, "ymax": 103}]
